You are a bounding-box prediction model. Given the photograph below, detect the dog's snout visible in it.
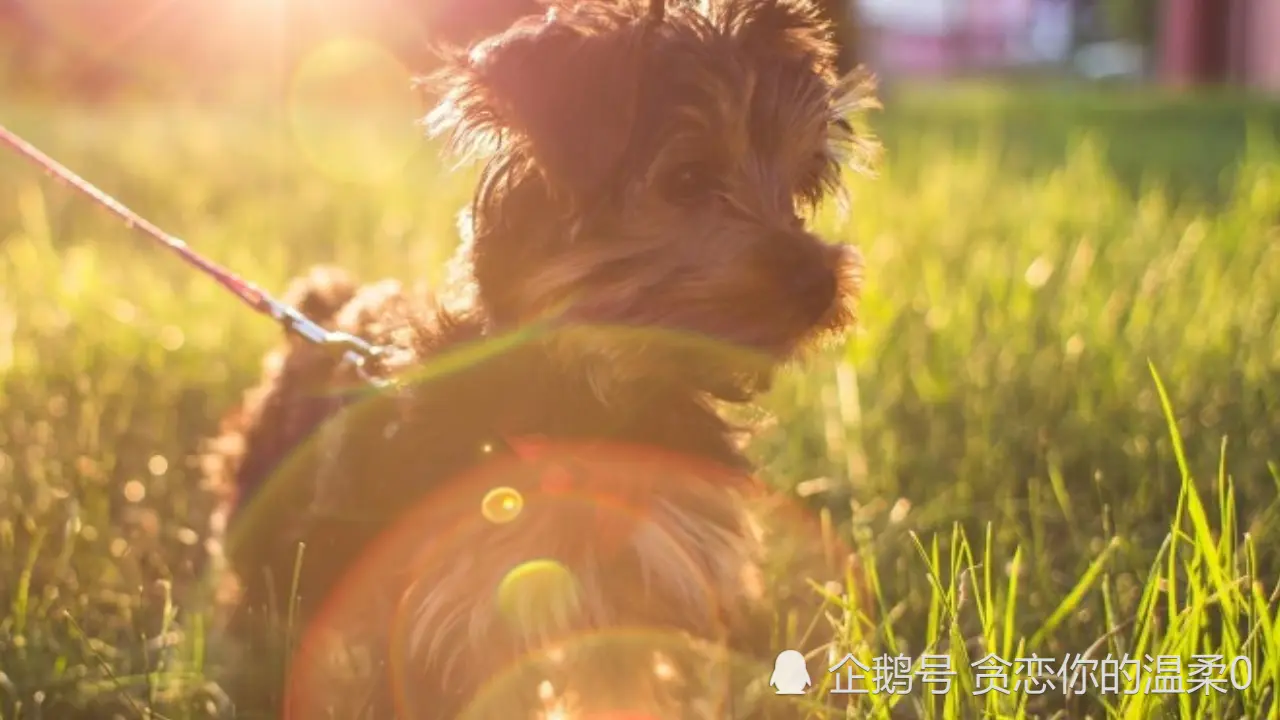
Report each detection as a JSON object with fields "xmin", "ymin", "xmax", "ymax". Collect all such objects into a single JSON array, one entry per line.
[{"xmin": 755, "ymin": 234, "xmax": 839, "ymax": 317}]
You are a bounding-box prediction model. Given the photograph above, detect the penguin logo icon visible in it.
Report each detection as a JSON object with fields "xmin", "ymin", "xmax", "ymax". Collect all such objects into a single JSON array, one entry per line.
[{"xmin": 769, "ymin": 650, "xmax": 811, "ymax": 695}]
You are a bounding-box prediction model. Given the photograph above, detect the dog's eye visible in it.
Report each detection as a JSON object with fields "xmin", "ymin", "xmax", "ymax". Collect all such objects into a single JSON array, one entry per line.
[{"xmin": 661, "ymin": 163, "xmax": 718, "ymax": 204}]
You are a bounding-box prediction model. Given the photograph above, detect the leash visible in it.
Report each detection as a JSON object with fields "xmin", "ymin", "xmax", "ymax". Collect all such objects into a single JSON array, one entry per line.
[
  {"xmin": 0, "ymin": 0, "xmax": 671, "ymax": 384},
  {"xmin": 0, "ymin": 122, "xmax": 388, "ymax": 387}
]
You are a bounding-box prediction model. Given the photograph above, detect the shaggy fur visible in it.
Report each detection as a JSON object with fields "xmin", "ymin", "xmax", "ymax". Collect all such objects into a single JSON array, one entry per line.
[{"xmin": 203, "ymin": 0, "xmax": 876, "ymax": 717}]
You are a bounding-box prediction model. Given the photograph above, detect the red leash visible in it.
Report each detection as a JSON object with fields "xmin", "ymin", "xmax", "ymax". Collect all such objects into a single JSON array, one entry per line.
[{"xmin": 0, "ymin": 122, "xmax": 386, "ymax": 385}]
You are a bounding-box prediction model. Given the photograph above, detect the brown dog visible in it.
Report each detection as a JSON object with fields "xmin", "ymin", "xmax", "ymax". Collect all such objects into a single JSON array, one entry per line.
[{"xmin": 202, "ymin": 0, "xmax": 876, "ymax": 716}]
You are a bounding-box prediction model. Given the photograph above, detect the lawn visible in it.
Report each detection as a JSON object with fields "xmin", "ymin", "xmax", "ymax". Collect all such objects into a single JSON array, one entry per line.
[{"xmin": 1, "ymin": 82, "xmax": 1278, "ymax": 718}]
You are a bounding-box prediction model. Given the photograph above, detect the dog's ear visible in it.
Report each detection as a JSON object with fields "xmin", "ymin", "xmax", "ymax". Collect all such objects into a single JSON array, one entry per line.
[
  {"xmin": 718, "ymin": 0, "xmax": 839, "ymax": 80},
  {"xmin": 425, "ymin": 4, "xmax": 648, "ymax": 194}
]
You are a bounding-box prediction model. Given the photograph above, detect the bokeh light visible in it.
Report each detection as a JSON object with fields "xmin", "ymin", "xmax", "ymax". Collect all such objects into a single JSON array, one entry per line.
[
  {"xmin": 287, "ymin": 37, "xmax": 422, "ymax": 185},
  {"xmin": 483, "ymin": 486, "xmax": 525, "ymax": 524},
  {"xmin": 496, "ymin": 558, "xmax": 582, "ymax": 632}
]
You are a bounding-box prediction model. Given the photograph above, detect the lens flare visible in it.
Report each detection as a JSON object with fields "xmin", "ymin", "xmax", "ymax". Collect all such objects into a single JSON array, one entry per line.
[
  {"xmin": 288, "ymin": 37, "xmax": 420, "ymax": 185},
  {"xmin": 496, "ymin": 559, "xmax": 582, "ymax": 634},
  {"xmin": 456, "ymin": 627, "xmax": 741, "ymax": 719},
  {"xmin": 219, "ymin": 385, "xmax": 865, "ymax": 719},
  {"xmin": 482, "ymin": 486, "xmax": 524, "ymax": 524}
]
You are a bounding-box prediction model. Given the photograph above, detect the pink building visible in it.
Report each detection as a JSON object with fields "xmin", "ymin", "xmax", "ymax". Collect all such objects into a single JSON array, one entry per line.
[
  {"xmin": 858, "ymin": 0, "xmax": 1071, "ymax": 78},
  {"xmin": 859, "ymin": 0, "xmax": 1280, "ymax": 93},
  {"xmin": 1160, "ymin": 0, "xmax": 1280, "ymax": 92}
]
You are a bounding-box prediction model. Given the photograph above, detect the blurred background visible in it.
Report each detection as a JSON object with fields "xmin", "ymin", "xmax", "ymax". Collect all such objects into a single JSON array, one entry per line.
[
  {"xmin": 1, "ymin": 0, "xmax": 1279, "ymax": 718},
  {"xmin": 1, "ymin": 0, "xmax": 1276, "ymax": 101}
]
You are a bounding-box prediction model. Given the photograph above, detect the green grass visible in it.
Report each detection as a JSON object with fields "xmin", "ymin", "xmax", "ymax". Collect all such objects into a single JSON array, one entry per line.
[{"xmin": 1, "ymin": 83, "xmax": 1279, "ymax": 718}]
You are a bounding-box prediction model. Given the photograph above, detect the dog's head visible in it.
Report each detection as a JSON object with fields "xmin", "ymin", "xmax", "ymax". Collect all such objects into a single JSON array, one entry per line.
[{"xmin": 426, "ymin": 0, "xmax": 877, "ymax": 400}]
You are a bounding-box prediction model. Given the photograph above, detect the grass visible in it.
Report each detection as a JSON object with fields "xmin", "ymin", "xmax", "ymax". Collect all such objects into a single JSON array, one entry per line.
[{"xmin": 1, "ymin": 81, "xmax": 1279, "ymax": 718}]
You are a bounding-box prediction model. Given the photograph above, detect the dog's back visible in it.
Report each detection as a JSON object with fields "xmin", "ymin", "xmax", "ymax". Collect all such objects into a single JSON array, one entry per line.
[{"xmin": 205, "ymin": 269, "xmax": 785, "ymax": 718}]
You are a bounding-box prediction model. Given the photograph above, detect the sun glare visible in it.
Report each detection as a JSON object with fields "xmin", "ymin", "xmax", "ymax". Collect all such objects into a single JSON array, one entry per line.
[{"xmin": 227, "ymin": 0, "xmax": 289, "ymax": 21}]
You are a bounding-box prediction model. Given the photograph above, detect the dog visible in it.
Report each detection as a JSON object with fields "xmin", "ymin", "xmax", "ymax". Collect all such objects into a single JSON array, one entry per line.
[{"xmin": 201, "ymin": 0, "xmax": 877, "ymax": 716}]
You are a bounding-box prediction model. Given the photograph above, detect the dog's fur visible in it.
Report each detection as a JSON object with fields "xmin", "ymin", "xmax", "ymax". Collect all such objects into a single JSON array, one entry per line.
[{"xmin": 203, "ymin": 0, "xmax": 876, "ymax": 716}]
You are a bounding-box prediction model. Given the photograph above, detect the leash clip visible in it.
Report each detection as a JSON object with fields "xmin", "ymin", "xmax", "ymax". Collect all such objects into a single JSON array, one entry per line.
[{"xmin": 268, "ymin": 300, "xmax": 391, "ymax": 388}]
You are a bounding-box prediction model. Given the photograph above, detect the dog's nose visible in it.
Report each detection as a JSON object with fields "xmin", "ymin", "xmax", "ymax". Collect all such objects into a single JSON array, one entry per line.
[{"xmin": 755, "ymin": 234, "xmax": 839, "ymax": 319}]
